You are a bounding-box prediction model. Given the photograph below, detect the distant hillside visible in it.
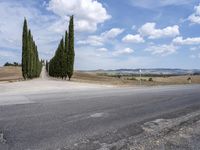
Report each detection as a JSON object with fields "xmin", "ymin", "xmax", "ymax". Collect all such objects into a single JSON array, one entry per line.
[{"xmin": 86, "ymin": 68, "xmax": 200, "ymax": 75}]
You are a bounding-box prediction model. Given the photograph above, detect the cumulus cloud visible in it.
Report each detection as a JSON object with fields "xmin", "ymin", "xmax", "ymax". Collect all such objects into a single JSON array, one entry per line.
[
  {"xmin": 122, "ymin": 34, "xmax": 144, "ymax": 43},
  {"xmin": 130, "ymin": 0, "xmax": 191, "ymax": 9},
  {"xmin": 145, "ymin": 44, "xmax": 177, "ymax": 56},
  {"xmin": 0, "ymin": 48, "xmax": 20, "ymax": 64},
  {"xmin": 77, "ymin": 28, "xmax": 124, "ymax": 46},
  {"xmin": 113, "ymin": 48, "xmax": 134, "ymax": 56},
  {"xmin": 131, "ymin": 25, "xmax": 136, "ymax": 30},
  {"xmin": 190, "ymin": 46, "xmax": 200, "ymax": 51},
  {"xmin": 0, "ymin": 0, "xmax": 74, "ymax": 65},
  {"xmin": 101, "ymin": 28, "xmax": 124, "ymax": 39},
  {"xmin": 190, "ymin": 55, "xmax": 196, "ymax": 59},
  {"xmin": 0, "ymin": 1, "xmax": 34, "ymax": 49},
  {"xmin": 173, "ymin": 36, "xmax": 200, "ymax": 45},
  {"xmin": 0, "ymin": 50, "xmax": 17, "ymax": 58},
  {"xmin": 188, "ymin": 3, "xmax": 200, "ymax": 24},
  {"xmin": 97, "ymin": 48, "xmax": 108, "ymax": 52},
  {"xmin": 47, "ymin": 0, "xmax": 111, "ymax": 32},
  {"xmin": 75, "ymin": 46, "xmax": 153, "ymax": 70},
  {"xmin": 77, "ymin": 35, "xmax": 104, "ymax": 46},
  {"xmin": 138, "ymin": 22, "xmax": 179, "ymax": 39}
]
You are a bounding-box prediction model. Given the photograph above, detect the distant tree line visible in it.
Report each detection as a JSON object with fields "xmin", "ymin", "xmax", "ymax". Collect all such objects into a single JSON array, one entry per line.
[
  {"xmin": 22, "ymin": 18, "xmax": 42, "ymax": 79},
  {"xmin": 4, "ymin": 62, "xmax": 21, "ymax": 67},
  {"xmin": 47, "ymin": 16, "xmax": 75, "ymax": 80}
]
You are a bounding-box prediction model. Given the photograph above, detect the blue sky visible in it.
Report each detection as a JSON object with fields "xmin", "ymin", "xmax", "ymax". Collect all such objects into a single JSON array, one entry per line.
[{"xmin": 0, "ymin": 0, "xmax": 200, "ymax": 70}]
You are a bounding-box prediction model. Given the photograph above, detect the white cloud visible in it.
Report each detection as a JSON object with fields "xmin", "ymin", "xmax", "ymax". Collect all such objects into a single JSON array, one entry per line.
[
  {"xmin": 188, "ymin": 3, "xmax": 200, "ymax": 24},
  {"xmin": 0, "ymin": 1, "xmax": 35, "ymax": 50},
  {"xmin": 0, "ymin": 50, "xmax": 17, "ymax": 58},
  {"xmin": 138, "ymin": 22, "xmax": 179, "ymax": 39},
  {"xmin": 122, "ymin": 34, "xmax": 144, "ymax": 43},
  {"xmin": 0, "ymin": 1, "xmax": 71, "ymax": 64},
  {"xmin": 48, "ymin": 0, "xmax": 111, "ymax": 32},
  {"xmin": 75, "ymin": 46, "xmax": 153, "ymax": 70},
  {"xmin": 173, "ymin": 36, "xmax": 200, "ymax": 45},
  {"xmin": 77, "ymin": 35, "xmax": 104, "ymax": 46},
  {"xmin": 113, "ymin": 48, "xmax": 134, "ymax": 56},
  {"xmin": 47, "ymin": 18, "xmax": 69, "ymax": 34},
  {"xmin": 190, "ymin": 47, "xmax": 200, "ymax": 51},
  {"xmin": 190, "ymin": 47, "xmax": 197, "ymax": 51},
  {"xmin": 0, "ymin": 49, "xmax": 20, "ymax": 64},
  {"xmin": 145, "ymin": 44, "xmax": 177, "ymax": 56},
  {"xmin": 190, "ymin": 55, "xmax": 196, "ymax": 59},
  {"xmin": 77, "ymin": 28, "xmax": 124, "ymax": 46},
  {"xmin": 101, "ymin": 28, "xmax": 124, "ymax": 39},
  {"xmin": 97, "ymin": 48, "xmax": 108, "ymax": 52},
  {"xmin": 131, "ymin": 25, "xmax": 136, "ymax": 30},
  {"xmin": 130, "ymin": 0, "xmax": 191, "ymax": 9}
]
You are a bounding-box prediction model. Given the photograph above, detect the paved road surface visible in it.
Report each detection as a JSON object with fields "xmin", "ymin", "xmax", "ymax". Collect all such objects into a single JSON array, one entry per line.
[
  {"xmin": 0, "ymin": 83, "xmax": 200, "ymax": 149},
  {"xmin": 0, "ymin": 68, "xmax": 200, "ymax": 149}
]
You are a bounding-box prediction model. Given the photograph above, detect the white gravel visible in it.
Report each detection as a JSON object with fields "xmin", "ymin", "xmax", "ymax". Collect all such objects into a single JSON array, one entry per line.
[{"xmin": 0, "ymin": 67, "xmax": 112, "ymax": 105}]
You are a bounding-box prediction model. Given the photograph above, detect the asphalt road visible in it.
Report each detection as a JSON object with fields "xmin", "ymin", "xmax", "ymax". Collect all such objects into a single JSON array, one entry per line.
[{"xmin": 0, "ymin": 85, "xmax": 200, "ymax": 150}]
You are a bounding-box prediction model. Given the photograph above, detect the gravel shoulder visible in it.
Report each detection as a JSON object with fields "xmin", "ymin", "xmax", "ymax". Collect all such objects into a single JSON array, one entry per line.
[
  {"xmin": 63, "ymin": 110, "xmax": 200, "ymax": 150},
  {"xmin": 0, "ymin": 67, "xmax": 113, "ymax": 95}
]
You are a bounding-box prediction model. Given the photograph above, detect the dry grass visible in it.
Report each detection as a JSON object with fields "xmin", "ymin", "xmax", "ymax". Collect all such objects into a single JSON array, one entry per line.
[
  {"xmin": 0, "ymin": 66, "xmax": 200, "ymax": 86},
  {"xmin": 73, "ymin": 71, "xmax": 200, "ymax": 86},
  {"xmin": 73, "ymin": 71, "xmax": 141, "ymax": 86},
  {"xmin": 153, "ymin": 75, "xmax": 200, "ymax": 84},
  {"xmin": 0, "ymin": 66, "xmax": 23, "ymax": 81}
]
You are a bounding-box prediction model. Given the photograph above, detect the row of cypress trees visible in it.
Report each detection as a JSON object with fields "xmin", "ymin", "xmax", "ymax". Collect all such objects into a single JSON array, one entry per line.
[
  {"xmin": 48, "ymin": 16, "xmax": 75, "ymax": 80},
  {"xmin": 22, "ymin": 18, "xmax": 42, "ymax": 79}
]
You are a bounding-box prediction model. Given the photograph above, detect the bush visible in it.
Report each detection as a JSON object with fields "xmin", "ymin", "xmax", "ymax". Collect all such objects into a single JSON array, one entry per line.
[
  {"xmin": 127, "ymin": 77, "xmax": 137, "ymax": 81},
  {"xmin": 148, "ymin": 78, "xmax": 153, "ymax": 82},
  {"xmin": 141, "ymin": 79, "xmax": 147, "ymax": 81},
  {"xmin": 4, "ymin": 62, "xmax": 21, "ymax": 66}
]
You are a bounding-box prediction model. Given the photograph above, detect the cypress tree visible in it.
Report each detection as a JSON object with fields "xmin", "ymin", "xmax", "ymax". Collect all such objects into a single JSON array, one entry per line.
[
  {"xmin": 27, "ymin": 30, "xmax": 31, "ymax": 78},
  {"xmin": 67, "ymin": 16, "xmax": 75, "ymax": 80},
  {"xmin": 30, "ymin": 35, "xmax": 34, "ymax": 78},
  {"xmin": 33, "ymin": 42, "xmax": 37, "ymax": 77},
  {"xmin": 46, "ymin": 60, "xmax": 49, "ymax": 73},
  {"xmin": 35, "ymin": 46, "xmax": 39, "ymax": 77},
  {"xmin": 22, "ymin": 18, "xmax": 28, "ymax": 79},
  {"xmin": 60, "ymin": 38, "xmax": 65, "ymax": 79},
  {"xmin": 49, "ymin": 38, "xmax": 66, "ymax": 78},
  {"xmin": 64, "ymin": 31, "xmax": 68, "ymax": 79},
  {"xmin": 56, "ymin": 41, "xmax": 62, "ymax": 77},
  {"xmin": 22, "ymin": 18, "xmax": 42, "ymax": 79},
  {"xmin": 48, "ymin": 15, "xmax": 75, "ymax": 80}
]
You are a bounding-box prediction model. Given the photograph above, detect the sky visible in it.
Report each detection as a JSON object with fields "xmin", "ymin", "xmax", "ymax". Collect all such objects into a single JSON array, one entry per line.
[{"xmin": 0, "ymin": 0, "xmax": 200, "ymax": 70}]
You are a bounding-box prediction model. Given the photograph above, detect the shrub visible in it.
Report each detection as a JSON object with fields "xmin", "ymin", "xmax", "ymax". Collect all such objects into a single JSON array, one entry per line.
[{"xmin": 148, "ymin": 78, "xmax": 153, "ymax": 82}]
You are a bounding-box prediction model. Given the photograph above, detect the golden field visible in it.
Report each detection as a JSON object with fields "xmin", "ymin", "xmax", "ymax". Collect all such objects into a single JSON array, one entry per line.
[{"xmin": 0, "ymin": 66, "xmax": 200, "ymax": 86}]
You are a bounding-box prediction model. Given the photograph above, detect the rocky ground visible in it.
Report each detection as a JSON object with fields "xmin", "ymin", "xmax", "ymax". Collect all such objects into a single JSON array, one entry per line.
[{"xmin": 62, "ymin": 111, "xmax": 200, "ymax": 150}]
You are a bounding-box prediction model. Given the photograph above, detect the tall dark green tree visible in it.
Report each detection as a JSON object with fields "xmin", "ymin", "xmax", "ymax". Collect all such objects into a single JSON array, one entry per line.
[
  {"xmin": 49, "ymin": 38, "xmax": 64, "ymax": 78},
  {"xmin": 27, "ymin": 30, "xmax": 31, "ymax": 78},
  {"xmin": 22, "ymin": 18, "xmax": 28, "ymax": 79},
  {"xmin": 67, "ymin": 16, "xmax": 75, "ymax": 80},
  {"xmin": 63, "ymin": 31, "xmax": 68, "ymax": 79},
  {"xmin": 46, "ymin": 60, "xmax": 49, "ymax": 73},
  {"xmin": 48, "ymin": 15, "xmax": 75, "ymax": 80},
  {"xmin": 22, "ymin": 18, "xmax": 42, "ymax": 79},
  {"xmin": 60, "ymin": 38, "xmax": 66, "ymax": 79}
]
